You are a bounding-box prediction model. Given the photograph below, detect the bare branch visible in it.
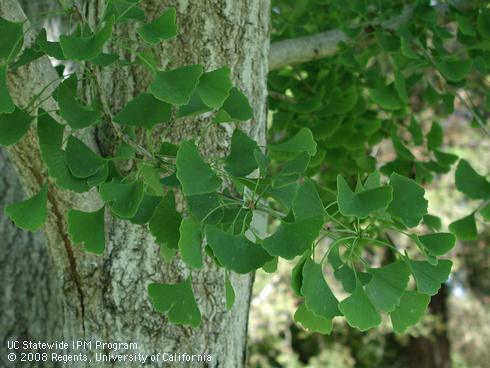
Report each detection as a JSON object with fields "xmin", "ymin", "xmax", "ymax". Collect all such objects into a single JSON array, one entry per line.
[{"xmin": 268, "ymin": 1, "xmax": 472, "ymax": 71}]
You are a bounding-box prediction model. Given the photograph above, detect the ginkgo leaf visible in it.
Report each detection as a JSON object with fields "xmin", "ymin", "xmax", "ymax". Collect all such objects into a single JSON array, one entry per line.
[
  {"xmin": 477, "ymin": 9, "xmax": 490, "ymax": 39},
  {"xmin": 370, "ymin": 84, "xmax": 401, "ymax": 110},
  {"xmin": 176, "ymin": 141, "xmax": 222, "ymax": 196},
  {"xmin": 35, "ymin": 29, "xmax": 65, "ymax": 60},
  {"xmin": 65, "ymin": 136, "xmax": 107, "ymax": 178},
  {"xmin": 262, "ymin": 217, "xmax": 324, "ymax": 260},
  {"xmin": 292, "ymin": 179, "xmax": 324, "ymax": 221},
  {"xmin": 0, "ymin": 16, "xmax": 23, "ymax": 61},
  {"xmin": 418, "ymin": 233, "xmax": 456, "ymax": 256},
  {"xmin": 409, "ymin": 259, "xmax": 452, "ymax": 296},
  {"xmin": 196, "ymin": 67, "xmax": 233, "ymax": 108},
  {"xmin": 67, "ymin": 207, "xmax": 105, "ymax": 254},
  {"xmin": 104, "ymin": 0, "xmax": 145, "ymax": 23},
  {"xmin": 337, "ymin": 175, "xmax": 393, "ymax": 219},
  {"xmin": 148, "ymin": 191, "xmax": 181, "ymax": 250},
  {"xmin": 0, "ymin": 63, "xmax": 14, "ymax": 114},
  {"xmin": 455, "ymin": 159, "xmax": 490, "ymax": 200},
  {"xmin": 137, "ymin": 8, "xmax": 177, "ymax": 44},
  {"xmin": 148, "ymin": 278, "xmax": 201, "ymax": 327},
  {"xmin": 224, "ymin": 129, "xmax": 260, "ymax": 177},
  {"xmin": 394, "ymin": 68, "xmax": 408, "ymax": 104},
  {"xmin": 177, "ymin": 92, "xmax": 212, "ymax": 117},
  {"xmin": 178, "ymin": 218, "xmax": 202, "ymax": 269},
  {"xmin": 150, "ymin": 64, "xmax": 203, "ymax": 105},
  {"xmin": 0, "ymin": 108, "xmax": 32, "ymax": 146},
  {"xmin": 340, "ymin": 283, "xmax": 381, "ymax": 331},
  {"xmin": 114, "ymin": 93, "xmax": 171, "ymax": 129},
  {"xmin": 60, "ymin": 17, "xmax": 115, "ymax": 60},
  {"xmin": 390, "ymin": 290, "xmax": 430, "ymax": 334},
  {"xmin": 301, "ymin": 258, "xmax": 339, "ymax": 319},
  {"xmin": 291, "ymin": 253, "xmax": 309, "ymax": 296},
  {"xmin": 427, "ymin": 121, "xmax": 443, "ymax": 151},
  {"xmin": 129, "ymin": 194, "xmax": 161, "ymax": 225},
  {"xmin": 56, "ymin": 75, "xmax": 101, "ymax": 129},
  {"xmin": 5, "ymin": 183, "xmax": 48, "ymax": 232},
  {"xmin": 449, "ymin": 213, "xmax": 478, "ymax": 241},
  {"xmin": 434, "ymin": 58, "xmax": 472, "ymax": 82},
  {"xmin": 213, "ymin": 87, "xmax": 253, "ymax": 122},
  {"xmin": 388, "ymin": 173, "xmax": 428, "ymax": 227},
  {"xmin": 206, "ymin": 226, "xmax": 273, "ymax": 274},
  {"xmin": 423, "ymin": 214, "xmax": 442, "ymax": 231},
  {"xmin": 268, "ymin": 128, "xmax": 317, "ymax": 156},
  {"xmin": 294, "ymin": 303, "xmax": 333, "ymax": 334},
  {"xmin": 365, "ymin": 260, "xmax": 410, "ymax": 312},
  {"xmin": 480, "ymin": 203, "xmax": 490, "ymax": 221},
  {"xmin": 225, "ymin": 271, "xmax": 235, "ymax": 310},
  {"xmin": 455, "ymin": 13, "xmax": 476, "ymax": 37},
  {"xmin": 100, "ymin": 180, "xmax": 145, "ymax": 218}
]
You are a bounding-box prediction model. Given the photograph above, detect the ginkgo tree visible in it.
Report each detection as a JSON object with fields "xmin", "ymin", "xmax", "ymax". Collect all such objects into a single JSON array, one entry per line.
[{"xmin": 0, "ymin": 0, "xmax": 489, "ymax": 366}]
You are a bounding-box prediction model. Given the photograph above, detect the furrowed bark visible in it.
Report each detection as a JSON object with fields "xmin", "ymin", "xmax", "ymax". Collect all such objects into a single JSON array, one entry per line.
[{"xmin": 1, "ymin": 0, "xmax": 270, "ymax": 367}]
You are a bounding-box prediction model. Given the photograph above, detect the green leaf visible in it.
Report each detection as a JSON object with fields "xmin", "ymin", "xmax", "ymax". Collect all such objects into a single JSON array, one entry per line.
[
  {"xmin": 409, "ymin": 118, "xmax": 424, "ymax": 146},
  {"xmin": 339, "ymin": 283, "xmax": 381, "ymax": 331},
  {"xmin": 427, "ymin": 121, "xmax": 443, "ymax": 151},
  {"xmin": 65, "ymin": 136, "xmax": 106, "ymax": 178},
  {"xmin": 434, "ymin": 58, "xmax": 472, "ymax": 82},
  {"xmin": 100, "ymin": 180, "xmax": 144, "ymax": 218},
  {"xmin": 225, "ymin": 272, "xmax": 235, "ymax": 310},
  {"xmin": 129, "ymin": 194, "xmax": 161, "ymax": 225},
  {"xmin": 455, "ymin": 13, "xmax": 476, "ymax": 37},
  {"xmin": 390, "ymin": 291, "xmax": 430, "ymax": 334},
  {"xmin": 150, "ymin": 64, "xmax": 203, "ymax": 105},
  {"xmin": 148, "ymin": 278, "xmax": 201, "ymax": 327},
  {"xmin": 455, "ymin": 159, "xmax": 490, "ymax": 200},
  {"xmin": 269, "ymin": 128, "xmax": 317, "ymax": 156},
  {"xmin": 57, "ymin": 75, "xmax": 101, "ymax": 129},
  {"xmin": 5, "ymin": 183, "xmax": 48, "ymax": 232},
  {"xmin": 224, "ymin": 129, "xmax": 260, "ymax": 177},
  {"xmin": 337, "ymin": 175, "xmax": 393, "ymax": 219},
  {"xmin": 37, "ymin": 110, "xmax": 64, "ymax": 147},
  {"xmin": 393, "ymin": 69, "xmax": 408, "ymax": 104},
  {"xmin": 149, "ymin": 191, "xmax": 182, "ymax": 249},
  {"xmin": 410, "ymin": 259, "xmax": 452, "ymax": 296},
  {"xmin": 291, "ymin": 253, "xmax": 309, "ymax": 296},
  {"xmin": 370, "ymin": 84, "xmax": 401, "ymax": 110},
  {"xmin": 294, "ymin": 303, "xmax": 333, "ymax": 334},
  {"xmin": 418, "ymin": 232, "xmax": 456, "ymax": 256},
  {"xmin": 60, "ymin": 17, "xmax": 115, "ymax": 60},
  {"xmin": 67, "ymin": 207, "xmax": 105, "ymax": 254},
  {"xmin": 423, "ymin": 214, "xmax": 442, "ymax": 231},
  {"xmin": 477, "ymin": 9, "xmax": 490, "ymax": 39},
  {"xmin": 178, "ymin": 218, "xmax": 202, "ymax": 269},
  {"xmin": 0, "ymin": 107, "xmax": 32, "ymax": 146},
  {"xmin": 481, "ymin": 203, "xmax": 490, "ymax": 221},
  {"xmin": 213, "ymin": 87, "xmax": 253, "ymax": 122},
  {"xmin": 388, "ymin": 173, "xmax": 428, "ymax": 227},
  {"xmin": 262, "ymin": 215, "xmax": 323, "ymax": 259},
  {"xmin": 0, "ymin": 17, "xmax": 23, "ymax": 61},
  {"xmin": 177, "ymin": 92, "xmax": 212, "ymax": 117},
  {"xmin": 186, "ymin": 192, "xmax": 223, "ymax": 225},
  {"xmin": 137, "ymin": 8, "xmax": 177, "ymax": 44},
  {"xmin": 10, "ymin": 46, "xmax": 44, "ymax": 70},
  {"xmin": 206, "ymin": 226, "xmax": 273, "ymax": 274},
  {"xmin": 176, "ymin": 141, "xmax": 222, "ymax": 196},
  {"xmin": 365, "ymin": 261, "xmax": 410, "ymax": 312},
  {"xmin": 196, "ymin": 67, "xmax": 233, "ymax": 108},
  {"xmin": 449, "ymin": 213, "xmax": 478, "ymax": 241},
  {"xmin": 0, "ymin": 63, "xmax": 14, "ymax": 113},
  {"xmin": 293, "ymin": 179, "xmax": 325, "ymax": 221},
  {"xmin": 104, "ymin": 0, "xmax": 144, "ymax": 23},
  {"xmin": 434, "ymin": 150, "xmax": 458, "ymax": 167},
  {"xmin": 301, "ymin": 258, "xmax": 339, "ymax": 319},
  {"xmin": 114, "ymin": 93, "xmax": 171, "ymax": 129},
  {"xmin": 35, "ymin": 29, "xmax": 65, "ymax": 60}
]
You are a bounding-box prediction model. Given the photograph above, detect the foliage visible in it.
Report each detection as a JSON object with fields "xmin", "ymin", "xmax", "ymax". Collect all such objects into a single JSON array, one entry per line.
[{"xmin": 1, "ymin": 0, "xmax": 489, "ymax": 336}]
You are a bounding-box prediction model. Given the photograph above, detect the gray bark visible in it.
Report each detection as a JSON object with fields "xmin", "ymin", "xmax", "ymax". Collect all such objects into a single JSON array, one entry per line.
[{"xmin": 1, "ymin": 0, "xmax": 270, "ymax": 367}]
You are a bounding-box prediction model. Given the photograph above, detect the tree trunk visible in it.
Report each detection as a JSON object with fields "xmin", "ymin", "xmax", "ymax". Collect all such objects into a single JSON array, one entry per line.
[{"xmin": 1, "ymin": 0, "xmax": 270, "ymax": 367}]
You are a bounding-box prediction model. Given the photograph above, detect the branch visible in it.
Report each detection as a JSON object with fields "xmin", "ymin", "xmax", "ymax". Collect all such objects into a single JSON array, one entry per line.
[{"xmin": 269, "ymin": 1, "xmax": 470, "ymax": 71}]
